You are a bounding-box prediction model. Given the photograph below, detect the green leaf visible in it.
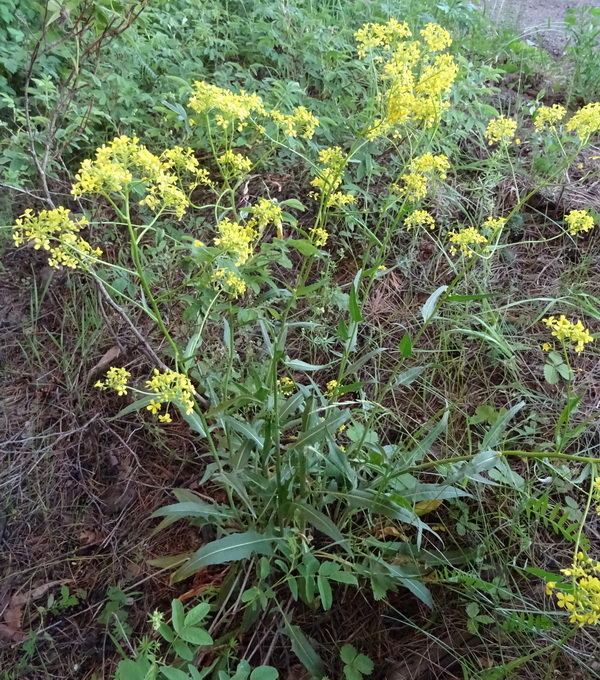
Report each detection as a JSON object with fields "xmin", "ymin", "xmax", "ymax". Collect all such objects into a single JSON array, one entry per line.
[
  {"xmin": 393, "ymin": 366, "xmax": 425, "ymax": 388},
  {"xmin": 544, "ymin": 364, "xmax": 559, "ymax": 385},
  {"xmin": 399, "ymin": 333, "xmax": 413, "ymax": 358},
  {"xmin": 283, "ymin": 623, "xmax": 324, "ymax": 677},
  {"xmin": 340, "ymin": 644, "xmax": 358, "ymax": 665},
  {"xmin": 317, "ymin": 574, "xmax": 333, "ymax": 610},
  {"xmin": 151, "ymin": 500, "xmax": 233, "ymax": 521},
  {"xmin": 184, "ymin": 602, "xmax": 211, "ymax": 627},
  {"xmin": 386, "ymin": 565, "xmax": 433, "ymax": 607},
  {"xmin": 466, "ymin": 602, "xmax": 479, "ymax": 618},
  {"xmin": 115, "ymin": 659, "xmax": 152, "ymax": 680},
  {"xmin": 481, "ymin": 401, "xmax": 524, "ymax": 451},
  {"xmin": 354, "ymin": 654, "xmax": 374, "ymax": 675},
  {"xmin": 179, "ymin": 626, "xmax": 213, "ymax": 646},
  {"xmin": 172, "ymin": 599, "xmax": 185, "ymax": 634},
  {"xmin": 285, "ymin": 358, "xmax": 328, "ymax": 372},
  {"xmin": 173, "ymin": 638, "xmax": 194, "ymax": 661},
  {"xmin": 349, "ymin": 274, "xmax": 363, "ymax": 323},
  {"xmin": 288, "ymin": 239, "xmax": 319, "ymax": 256},
  {"xmin": 161, "ymin": 668, "xmax": 191, "ymax": 680},
  {"xmin": 221, "ymin": 416, "xmax": 265, "ymax": 448},
  {"xmin": 249, "ymin": 667, "xmax": 279, "ymax": 680},
  {"xmin": 174, "ymin": 531, "xmax": 275, "ymax": 581},
  {"xmin": 421, "ymin": 285, "xmax": 448, "ymax": 323},
  {"xmin": 290, "ymin": 501, "xmax": 350, "ymax": 553}
]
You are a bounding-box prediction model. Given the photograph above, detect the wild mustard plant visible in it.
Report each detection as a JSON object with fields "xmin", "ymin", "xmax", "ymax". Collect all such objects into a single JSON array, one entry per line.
[
  {"xmin": 565, "ymin": 209, "xmax": 595, "ymax": 236},
  {"xmin": 534, "ymin": 104, "xmax": 567, "ymax": 130},
  {"xmin": 12, "ymin": 207, "xmax": 101, "ymax": 269},
  {"xmin": 548, "ymin": 553, "xmax": 600, "ymax": 626},
  {"xmin": 11, "ymin": 16, "xmax": 600, "ymax": 676},
  {"xmin": 542, "ymin": 316, "xmax": 594, "ymax": 353},
  {"xmin": 485, "ymin": 115, "xmax": 518, "ymax": 146}
]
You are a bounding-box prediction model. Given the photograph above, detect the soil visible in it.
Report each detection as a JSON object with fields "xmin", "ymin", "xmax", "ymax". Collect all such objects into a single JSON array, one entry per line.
[{"xmin": 483, "ymin": 0, "xmax": 600, "ymax": 54}]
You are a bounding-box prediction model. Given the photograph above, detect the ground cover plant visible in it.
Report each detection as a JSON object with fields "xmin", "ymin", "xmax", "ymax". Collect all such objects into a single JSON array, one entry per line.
[{"xmin": 2, "ymin": 1, "xmax": 600, "ymax": 679}]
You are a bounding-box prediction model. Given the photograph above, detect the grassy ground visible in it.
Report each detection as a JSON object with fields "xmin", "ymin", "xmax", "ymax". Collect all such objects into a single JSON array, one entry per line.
[{"xmin": 2, "ymin": 1, "xmax": 600, "ymax": 679}]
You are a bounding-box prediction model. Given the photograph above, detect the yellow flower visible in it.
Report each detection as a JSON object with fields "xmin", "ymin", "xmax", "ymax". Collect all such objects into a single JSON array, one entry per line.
[
  {"xmin": 551, "ymin": 554, "xmax": 600, "ymax": 626},
  {"xmin": 158, "ymin": 413, "xmax": 172, "ymax": 423},
  {"xmin": 546, "ymin": 581, "xmax": 557, "ymax": 595},
  {"xmin": 566, "ymin": 102, "xmax": 600, "ymax": 139},
  {"xmin": 250, "ymin": 198, "xmax": 283, "ymax": 232},
  {"xmin": 542, "ymin": 342, "xmax": 552, "ymax": 351},
  {"xmin": 357, "ymin": 21, "xmax": 457, "ymax": 136},
  {"xmin": 564, "ymin": 209, "xmax": 595, "ymax": 236},
  {"xmin": 542, "ymin": 315, "xmax": 594, "ymax": 353},
  {"xmin": 270, "ymin": 106, "xmax": 319, "ymax": 139},
  {"xmin": 355, "ymin": 19, "xmax": 412, "ymax": 58},
  {"xmin": 485, "ymin": 115, "xmax": 518, "ymax": 146},
  {"xmin": 325, "ymin": 379, "xmax": 339, "ymax": 396},
  {"xmin": 95, "ymin": 366, "xmax": 131, "ymax": 396},
  {"xmin": 212, "ymin": 267, "xmax": 247, "ymax": 298},
  {"xmin": 278, "ymin": 376, "xmax": 295, "ymax": 394},
  {"xmin": 310, "ymin": 147, "xmax": 355, "ymax": 208},
  {"xmin": 448, "ymin": 227, "xmax": 488, "ymax": 258},
  {"xmin": 188, "ymin": 81, "xmax": 267, "ymax": 131},
  {"xmin": 214, "ymin": 217, "xmax": 257, "ymax": 265},
  {"xmin": 147, "ymin": 399, "xmax": 162, "ymax": 415},
  {"xmin": 72, "ymin": 135, "xmax": 190, "ymax": 218},
  {"xmin": 405, "ymin": 209, "xmax": 435, "ymax": 230},
  {"xmin": 482, "ymin": 216, "xmax": 506, "ymax": 233},
  {"xmin": 193, "ymin": 239, "xmax": 205, "ymax": 248},
  {"xmin": 420, "ymin": 23, "xmax": 452, "ymax": 51},
  {"xmin": 533, "ymin": 104, "xmax": 567, "ymax": 131},
  {"xmin": 309, "ymin": 226, "xmax": 329, "ymax": 247},
  {"xmin": 145, "ymin": 369, "xmax": 196, "ymax": 416},
  {"xmin": 218, "ymin": 150, "xmax": 252, "ymax": 177},
  {"xmin": 12, "ymin": 207, "xmax": 101, "ymax": 270}
]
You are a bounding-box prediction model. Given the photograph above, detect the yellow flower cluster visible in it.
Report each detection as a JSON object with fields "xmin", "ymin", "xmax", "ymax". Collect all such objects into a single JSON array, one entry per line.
[
  {"xmin": 420, "ymin": 23, "xmax": 453, "ymax": 51},
  {"xmin": 593, "ymin": 478, "xmax": 600, "ymax": 516},
  {"xmin": 188, "ymin": 82, "xmax": 319, "ymax": 140},
  {"xmin": 355, "ymin": 18, "xmax": 412, "ymax": 58},
  {"xmin": 188, "ymin": 81, "xmax": 267, "ymax": 131},
  {"xmin": 218, "ymin": 150, "xmax": 253, "ymax": 177},
  {"xmin": 448, "ymin": 226, "xmax": 488, "ymax": 258},
  {"xmin": 212, "ymin": 268, "xmax": 247, "ymax": 298},
  {"xmin": 214, "ymin": 217, "xmax": 257, "ymax": 265},
  {"xmin": 357, "ymin": 20, "xmax": 457, "ymax": 136},
  {"xmin": 565, "ymin": 209, "xmax": 595, "ymax": 236},
  {"xmin": 71, "ymin": 135, "xmax": 191, "ymax": 218},
  {"xmin": 325, "ymin": 379, "xmax": 339, "ymax": 396},
  {"xmin": 534, "ymin": 104, "xmax": 567, "ymax": 131},
  {"xmin": 542, "ymin": 315, "xmax": 594, "ymax": 353},
  {"xmin": 309, "ymin": 226, "xmax": 329, "ymax": 246},
  {"xmin": 278, "ymin": 376, "xmax": 296, "ymax": 394},
  {"xmin": 249, "ymin": 198, "xmax": 283, "ymax": 232},
  {"xmin": 12, "ymin": 207, "xmax": 101, "ymax": 270},
  {"xmin": 405, "ymin": 209, "xmax": 435, "ymax": 230},
  {"xmin": 160, "ymin": 146, "xmax": 214, "ymax": 188},
  {"xmin": 485, "ymin": 115, "xmax": 518, "ymax": 146},
  {"xmin": 547, "ymin": 553, "xmax": 600, "ymax": 626},
  {"xmin": 482, "ymin": 216, "xmax": 507, "ymax": 233},
  {"xmin": 271, "ymin": 106, "xmax": 319, "ymax": 139},
  {"xmin": 566, "ymin": 102, "xmax": 600, "ymax": 139},
  {"xmin": 310, "ymin": 146, "xmax": 355, "ymax": 208},
  {"xmin": 397, "ymin": 153, "xmax": 449, "ymax": 201},
  {"xmin": 94, "ymin": 366, "xmax": 131, "ymax": 396},
  {"xmin": 146, "ymin": 368, "xmax": 195, "ymax": 418}
]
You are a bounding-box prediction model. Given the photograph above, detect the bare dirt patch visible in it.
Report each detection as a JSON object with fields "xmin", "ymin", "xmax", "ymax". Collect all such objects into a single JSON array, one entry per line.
[{"xmin": 484, "ymin": 0, "xmax": 599, "ymax": 54}]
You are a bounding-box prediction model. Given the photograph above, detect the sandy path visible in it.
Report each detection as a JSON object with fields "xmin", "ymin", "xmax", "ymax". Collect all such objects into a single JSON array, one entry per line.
[{"xmin": 483, "ymin": 0, "xmax": 600, "ymax": 53}]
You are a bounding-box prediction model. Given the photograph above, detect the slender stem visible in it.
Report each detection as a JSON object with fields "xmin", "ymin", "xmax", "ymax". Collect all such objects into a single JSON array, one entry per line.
[{"xmin": 123, "ymin": 191, "xmax": 181, "ymax": 368}]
